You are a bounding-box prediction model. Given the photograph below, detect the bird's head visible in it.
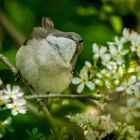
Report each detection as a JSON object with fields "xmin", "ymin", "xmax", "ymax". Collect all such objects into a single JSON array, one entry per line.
[{"xmin": 24, "ymin": 17, "xmax": 83, "ymax": 69}]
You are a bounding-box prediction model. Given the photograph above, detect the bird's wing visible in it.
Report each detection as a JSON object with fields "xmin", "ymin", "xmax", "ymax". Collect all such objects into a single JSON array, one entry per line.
[{"xmin": 70, "ymin": 43, "xmax": 83, "ymax": 70}]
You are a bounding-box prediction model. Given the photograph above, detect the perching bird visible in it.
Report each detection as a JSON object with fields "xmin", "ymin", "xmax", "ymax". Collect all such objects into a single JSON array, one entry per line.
[{"xmin": 16, "ymin": 17, "xmax": 83, "ymax": 95}]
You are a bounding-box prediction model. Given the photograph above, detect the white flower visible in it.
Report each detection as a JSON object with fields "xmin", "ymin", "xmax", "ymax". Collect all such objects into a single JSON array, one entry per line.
[
  {"xmin": 108, "ymin": 43, "xmax": 129, "ymax": 65},
  {"xmin": 72, "ymin": 71, "xmax": 95, "ymax": 93},
  {"xmin": 120, "ymin": 97, "xmax": 140, "ymax": 122},
  {"xmin": 131, "ymin": 44, "xmax": 140, "ymax": 57},
  {"xmin": 106, "ymin": 61, "xmax": 117, "ymax": 71},
  {"xmin": 0, "ymin": 90, "xmax": 9, "ymax": 105},
  {"xmin": 96, "ymin": 72, "xmax": 102, "ymax": 78},
  {"xmin": 100, "ymin": 68, "xmax": 111, "ymax": 77},
  {"xmin": 0, "ymin": 83, "xmax": 27, "ymax": 116},
  {"xmin": 85, "ymin": 61, "xmax": 92, "ymax": 68},
  {"xmin": 83, "ymin": 61, "xmax": 92, "ymax": 72},
  {"xmin": 92, "ymin": 43, "xmax": 107, "ymax": 59},
  {"xmin": 94, "ymin": 79, "xmax": 103, "ymax": 86},
  {"xmin": 117, "ymin": 76, "xmax": 137, "ymax": 94},
  {"xmin": 101, "ymin": 53, "xmax": 111, "ymax": 66},
  {"xmin": 108, "ymin": 35, "xmax": 126, "ymax": 46},
  {"xmin": 129, "ymin": 30, "xmax": 140, "ymax": 57},
  {"xmin": 130, "ymin": 33, "xmax": 140, "ymax": 46},
  {"xmin": 114, "ymin": 36, "xmax": 126, "ymax": 45},
  {"xmin": 122, "ymin": 28, "xmax": 140, "ymax": 57},
  {"xmin": 7, "ymin": 99, "xmax": 27, "ymax": 116},
  {"xmin": 122, "ymin": 28, "xmax": 131, "ymax": 41},
  {"xmin": 3, "ymin": 84, "xmax": 24, "ymax": 100}
]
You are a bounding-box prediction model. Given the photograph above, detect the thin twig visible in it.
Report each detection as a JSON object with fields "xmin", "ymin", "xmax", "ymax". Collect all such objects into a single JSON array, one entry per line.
[
  {"xmin": 0, "ymin": 53, "xmax": 60, "ymax": 140},
  {"xmin": 25, "ymin": 94, "xmax": 108, "ymax": 100}
]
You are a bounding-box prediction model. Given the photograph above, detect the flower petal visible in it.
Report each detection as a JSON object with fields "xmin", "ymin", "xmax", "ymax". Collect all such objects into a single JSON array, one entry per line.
[
  {"xmin": 85, "ymin": 61, "xmax": 92, "ymax": 67},
  {"xmin": 92, "ymin": 43, "xmax": 98, "ymax": 53},
  {"xmin": 100, "ymin": 47, "xmax": 107, "ymax": 54},
  {"xmin": 13, "ymin": 86, "xmax": 20, "ymax": 93},
  {"xmin": 116, "ymin": 85, "xmax": 125, "ymax": 91},
  {"xmin": 77, "ymin": 84, "xmax": 84, "ymax": 93},
  {"xmin": 126, "ymin": 89, "xmax": 133, "ymax": 94},
  {"xmin": 101, "ymin": 54, "xmax": 111, "ymax": 62},
  {"xmin": 109, "ymin": 45, "xmax": 116, "ymax": 56},
  {"xmin": 6, "ymin": 103, "xmax": 13, "ymax": 109},
  {"xmin": 72, "ymin": 77, "xmax": 81, "ymax": 84},
  {"xmin": 86, "ymin": 81, "xmax": 95, "ymax": 90},
  {"xmin": 11, "ymin": 110, "xmax": 18, "ymax": 116},
  {"xmin": 19, "ymin": 108, "xmax": 26, "ymax": 114},
  {"xmin": 129, "ymin": 76, "xmax": 136, "ymax": 84}
]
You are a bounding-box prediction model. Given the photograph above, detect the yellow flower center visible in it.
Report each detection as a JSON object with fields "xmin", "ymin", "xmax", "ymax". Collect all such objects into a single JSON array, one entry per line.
[
  {"xmin": 9, "ymin": 92, "xmax": 14, "ymax": 98},
  {"xmin": 0, "ymin": 98, "xmax": 5, "ymax": 105},
  {"xmin": 13, "ymin": 103, "xmax": 19, "ymax": 109}
]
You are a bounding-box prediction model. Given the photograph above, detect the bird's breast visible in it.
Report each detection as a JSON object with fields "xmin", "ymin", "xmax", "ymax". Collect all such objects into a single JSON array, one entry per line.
[
  {"xmin": 33, "ymin": 39, "xmax": 73, "ymax": 93},
  {"xmin": 16, "ymin": 38, "xmax": 73, "ymax": 94}
]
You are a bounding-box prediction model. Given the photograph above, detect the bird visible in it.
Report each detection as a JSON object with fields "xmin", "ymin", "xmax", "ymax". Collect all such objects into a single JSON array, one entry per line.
[{"xmin": 16, "ymin": 17, "xmax": 83, "ymax": 95}]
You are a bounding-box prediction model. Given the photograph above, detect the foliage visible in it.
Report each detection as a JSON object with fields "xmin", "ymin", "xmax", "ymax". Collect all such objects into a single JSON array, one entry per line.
[
  {"xmin": 47, "ymin": 128, "xmax": 69, "ymax": 140},
  {"xmin": 26, "ymin": 128, "xmax": 45, "ymax": 140}
]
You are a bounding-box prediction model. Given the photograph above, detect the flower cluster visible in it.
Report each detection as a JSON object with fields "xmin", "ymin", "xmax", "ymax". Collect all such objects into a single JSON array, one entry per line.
[
  {"xmin": 120, "ymin": 96, "xmax": 140, "ymax": 122},
  {"xmin": 117, "ymin": 75, "xmax": 140, "ymax": 95},
  {"xmin": 68, "ymin": 113, "xmax": 140, "ymax": 140},
  {"xmin": 0, "ymin": 78, "xmax": 27, "ymax": 116},
  {"xmin": 72, "ymin": 28, "xmax": 140, "ymax": 93},
  {"xmin": 72, "ymin": 61, "xmax": 95, "ymax": 93},
  {"xmin": 72, "ymin": 28, "xmax": 140, "ymax": 122}
]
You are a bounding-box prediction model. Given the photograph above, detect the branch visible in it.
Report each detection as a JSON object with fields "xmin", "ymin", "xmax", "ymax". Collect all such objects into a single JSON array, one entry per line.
[
  {"xmin": 25, "ymin": 94, "xmax": 110, "ymax": 101},
  {"xmin": 0, "ymin": 53, "xmax": 60, "ymax": 140},
  {"xmin": 0, "ymin": 54, "xmax": 18, "ymax": 75},
  {"xmin": 0, "ymin": 12, "xmax": 24, "ymax": 46}
]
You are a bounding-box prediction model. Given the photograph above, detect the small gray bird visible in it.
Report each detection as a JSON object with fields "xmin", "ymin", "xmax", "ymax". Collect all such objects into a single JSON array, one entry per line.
[{"xmin": 16, "ymin": 17, "xmax": 83, "ymax": 94}]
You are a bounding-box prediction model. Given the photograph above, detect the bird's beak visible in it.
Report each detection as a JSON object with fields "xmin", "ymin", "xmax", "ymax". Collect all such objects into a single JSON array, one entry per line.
[{"xmin": 76, "ymin": 39, "xmax": 83, "ymax": 46}]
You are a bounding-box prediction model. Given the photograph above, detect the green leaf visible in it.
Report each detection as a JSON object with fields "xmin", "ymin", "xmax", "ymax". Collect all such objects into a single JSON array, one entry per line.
[
  {"xmin": 109, "ymin": 15, "xmax": 122, "ymax": 33},
  {"xmin": 32, "ymin": 127, "xmax": 38, "ymax": 135}
]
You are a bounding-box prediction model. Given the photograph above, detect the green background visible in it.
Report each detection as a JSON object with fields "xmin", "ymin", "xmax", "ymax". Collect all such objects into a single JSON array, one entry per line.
[{"xmin": 0, "ymin": 0, "xmax": 140, "ymax": 139}]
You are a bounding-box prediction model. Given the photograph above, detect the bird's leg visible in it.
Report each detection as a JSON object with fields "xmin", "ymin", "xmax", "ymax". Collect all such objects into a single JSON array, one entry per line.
[
  {"xmin": 37, "ymin": 92, "xmax": 49, "ymax": 111},
  {"xmin": 15, "ymin": 71, "xmax": 22, "ymax": 81}
]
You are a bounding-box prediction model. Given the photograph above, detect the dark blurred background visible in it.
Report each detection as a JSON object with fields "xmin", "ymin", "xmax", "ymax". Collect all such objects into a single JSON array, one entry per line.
[{"xmin": 0, "ymin": 0, "xmax": 140, "ymax": 139}]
